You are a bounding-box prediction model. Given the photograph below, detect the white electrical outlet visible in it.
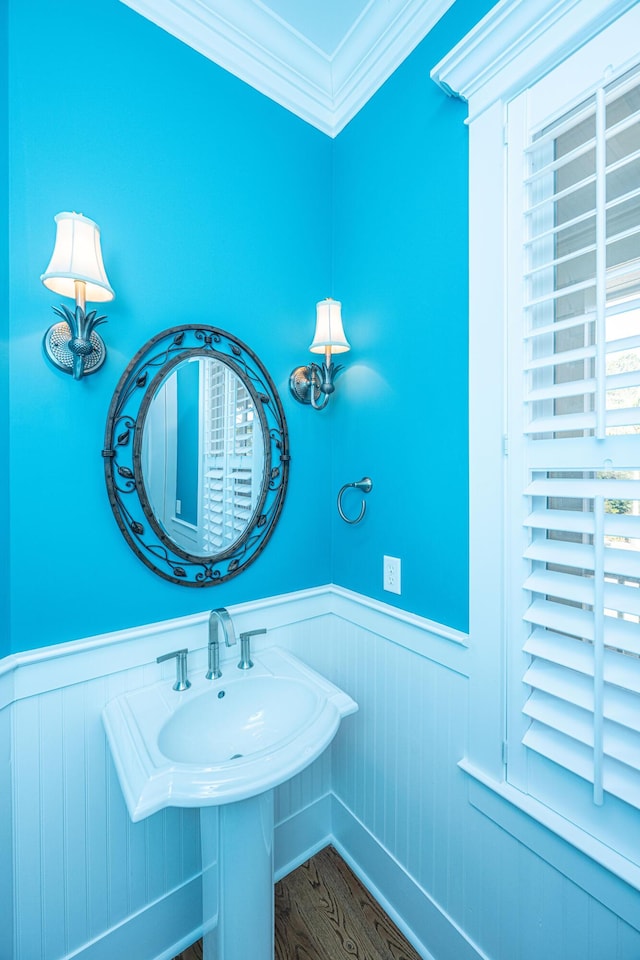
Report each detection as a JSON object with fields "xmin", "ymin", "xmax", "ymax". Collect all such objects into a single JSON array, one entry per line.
[{"xmin": 383, "ymin": 555, "xmax": 401, "ymax": 594}]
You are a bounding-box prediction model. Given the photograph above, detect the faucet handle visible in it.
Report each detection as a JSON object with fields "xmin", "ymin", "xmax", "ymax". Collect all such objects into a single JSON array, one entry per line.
[
  {"xmin": 237, "ymin": 629, "xmax": 266, "ymax": 671},
  {"xmin": 157, "ymin": 648, "xmax": 191, "ymax": 691}
]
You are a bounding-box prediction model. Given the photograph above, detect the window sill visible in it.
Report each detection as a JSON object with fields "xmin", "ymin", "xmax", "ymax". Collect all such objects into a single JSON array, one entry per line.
[{"xmin": 459, "ymin": 758, "xmax": 640, "ymax": 930}]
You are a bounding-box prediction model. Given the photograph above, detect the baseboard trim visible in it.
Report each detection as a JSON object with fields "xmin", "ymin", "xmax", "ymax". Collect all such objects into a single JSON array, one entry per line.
[
  {"xmin": 274, "ymin": 792, "xmax": 333, "ymax": 882},
  {"xmin": 330, "ymin": 796, "xmax": 490, "ymax": 960},
  {"xmin": 64, "ymin": 791, "xmax": 488, "ymax": 960},
  {"xmin": 63, "ymin": 875, "xmax": 204, "ymax": 960},
  {"xmin": 273, "ymin": 791, "xmax": 488, "ymax": 960}
]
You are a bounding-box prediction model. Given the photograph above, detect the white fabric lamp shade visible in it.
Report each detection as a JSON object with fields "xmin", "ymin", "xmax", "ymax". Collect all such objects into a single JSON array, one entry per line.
[
  {"xmin": 41, "ymin": 212, "xmax": 115, "ymax": 302},
  {"xmin": 309, "ymin": 298, "xmax": 350, "ymax": 354}
]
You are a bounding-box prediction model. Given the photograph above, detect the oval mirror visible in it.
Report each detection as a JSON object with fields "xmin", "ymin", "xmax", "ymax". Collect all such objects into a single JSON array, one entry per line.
[{"xmin": 103, "ymin": 325, "xmax": 290, "ymax": 585}]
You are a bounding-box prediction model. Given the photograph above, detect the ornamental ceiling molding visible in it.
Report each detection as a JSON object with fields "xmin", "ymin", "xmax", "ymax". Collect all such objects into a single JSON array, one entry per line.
[
  {"xmin": 119, "ymin": 0, "xmax": 455, "ymax": 138},
  {"xmin": 431, "ymin": 0, "xmax": 639, "ymax": 120}
]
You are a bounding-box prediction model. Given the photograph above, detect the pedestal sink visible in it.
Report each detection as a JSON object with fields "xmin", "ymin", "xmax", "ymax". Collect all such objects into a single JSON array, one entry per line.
[{"xmin": 103, "ymin": 646, "xmax": 358, "ymax": 960}]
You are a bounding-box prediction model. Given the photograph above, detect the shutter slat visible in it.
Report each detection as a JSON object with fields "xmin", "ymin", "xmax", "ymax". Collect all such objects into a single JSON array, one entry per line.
[
  {"xmin": 525, "ymin": 136, "xmax": 596, "ymax": 186},
  {"xmin": 524, "ymin": 242, "xmax": 597, "ymax": 278},
  {"xmin": 524, "ymin": 689, "xmax": 592, "ymax": 740},
  {"xmin": 605, "ymin": 546, "xmax": 640, "ymax": 580},
  {"xmin": 524, "ymin": 313, "xmax": 595, "ymax": 340},
  {"xmin": 524, "ymin": 276, "xmax": 596, "ymax": 308},
  {"xmin": 524, "ymin": 668, "xmax": 640, "ymax": 735},
  {"xmin": 605, "ymin": 512, "xmax": 640, "ymax": 540},
  {"xmin": 527, "ymin": 100, "xmax": 595, "ymax": 155},
  {"xmin": 524, "ymin": 411, "xmax": 596, "ymax": 434},
  {"xmin": 524, "ymin": 538, "xmax": 594, "ymax": 569},
  {"xmin": 524, "ymin": 539, "xmax": 640, "ymax": 579},
  {"xmin": 606, "ymin": 332, "xmax": 640, "ymax": 352},
  {"xmin": 524, "ymin": 700, "xmax": 640, "ymax": 763},
  {"xmin": 524, "ymin": 598, "xmax": 640, "ymax": 654},
  {"xmin": 526, "ymin": 566, "xmax": 640, "ymax": 618},
  {"xmin": 607, "ymin": 303, "xmax": 640, "ymax": 329},
  {"xmin": 525, "ymin": 344, "xmax": 596, "ymax": 370},
  {"xmin": 604, "ymin": 580, "xmax": 640, "ymax": 617},
  {"xmin": 524, "ymin": 723, "xmax": 640, "ymax": 809},
  {"xmin": 524, "ymin": 567, "xmax": 594, "ymax": 605},
  {"xmin": 526, "ymin": 508, "xmax": 594, "ymax": 535},
  {"xmin": 606, "ymin": 368, "xmax": 640, "ymax": 392},
  {"xmin": 525, "ymin": 627, "xmax": 640, "ymax": 694},
  {"xmin": 523, "ymin": 723, "xmax": 594, "ymax": 780},
  {"xmin": 525, "ymin": 404, "xmax": 640, "ymax": 433},
  {"xmin": 526, "ymin": 172, "xmax": 596, "ymax": 217},
  {"xmin": 606, "ymin": 144, "xmax": 640, "ymax": 177},
  {"xmin": 526, "ymin": 477, "xmax": 640, "ymax": 499},
  {"xmin": 524, "ymin": 597, "xmax": 594, "ymax": 638},
  {"xmin": 526, "ymin": 379, "xmax": 596, "ymax": 402}
]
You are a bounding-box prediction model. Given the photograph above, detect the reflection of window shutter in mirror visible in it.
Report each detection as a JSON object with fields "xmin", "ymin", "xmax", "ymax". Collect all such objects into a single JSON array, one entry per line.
[
  {"xmin": 229, "ymin": 381, "xmax": 254, "ymax": 539},
  {"xmin": 202, "ymin": 363, "xmax": 255, "ymax": 553},
  {"xmin": 514, "ymin": 67, "xmax": 640, "ymax": 810}
]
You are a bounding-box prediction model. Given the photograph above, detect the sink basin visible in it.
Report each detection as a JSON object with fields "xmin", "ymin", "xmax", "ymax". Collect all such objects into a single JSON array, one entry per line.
[
  {"xmin": 158, "ymin": 675, "xmax": 322, "ymax": 764},
  {"xmin": 103, "ymin": 646, "xmax": 357, "ymax": 821}
]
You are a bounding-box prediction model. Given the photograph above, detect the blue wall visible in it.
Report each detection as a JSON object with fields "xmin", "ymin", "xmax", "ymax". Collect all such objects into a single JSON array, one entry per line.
[
  {"xmin": 333, "ymin": 0, "xmax": 492, "ymax": 630},
  {"xmin": 0, "ymin": 0, "xmax": 8, "ymax": 660},
  {"xmin": 6, "ymin": 0, "xmax": 494, "ymax": 653},
  {"xmin": 8, "ymin": 0, "xmax": 333, "ymax": 651},
  {"xmin": 331, "ymin": 0, "xmax": 494, "ymax": 631}
]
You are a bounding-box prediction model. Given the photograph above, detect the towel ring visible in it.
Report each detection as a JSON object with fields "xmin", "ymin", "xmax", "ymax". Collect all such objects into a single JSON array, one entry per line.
[{"xmin": 337, "ymin": 477, "xmax": 373, "ymax": 524}]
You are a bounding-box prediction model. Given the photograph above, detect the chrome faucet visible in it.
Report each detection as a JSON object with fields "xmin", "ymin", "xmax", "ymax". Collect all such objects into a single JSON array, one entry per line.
[
  {"xmin": 157, "ymin": 648, "xmax": 191, "ymax": 691},
  {"xmin": 238, "ymin": 628, "xmax": 266, "ymax": 670},
  {"xmin": 206, "ymin": 608, "xmax": 237, "ymax": 679}
]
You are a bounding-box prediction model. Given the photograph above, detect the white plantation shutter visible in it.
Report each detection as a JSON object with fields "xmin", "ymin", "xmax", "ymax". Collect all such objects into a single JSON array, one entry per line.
[
  {"xmin": 509, "ymin": 63, "xmax": 640, "ymax": 811},
  {"xmin": 202, "ymin": 361, "xmax": 258, "ymax": 554}
]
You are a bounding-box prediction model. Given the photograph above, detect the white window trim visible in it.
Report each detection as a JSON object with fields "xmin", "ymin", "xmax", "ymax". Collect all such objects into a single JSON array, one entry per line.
[
  {"xmin": 431, "ymin": 0, "xmax": 638, "ymax": 122},
  {"xmin": 432, "ymin": 0, "xmax": 640, "ymax": 898}
]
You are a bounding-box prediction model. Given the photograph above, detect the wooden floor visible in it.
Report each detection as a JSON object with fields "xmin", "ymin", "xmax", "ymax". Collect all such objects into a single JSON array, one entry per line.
[{"xmin": 172, "ymin": 845, "xmax": 422, "ymax": 960}]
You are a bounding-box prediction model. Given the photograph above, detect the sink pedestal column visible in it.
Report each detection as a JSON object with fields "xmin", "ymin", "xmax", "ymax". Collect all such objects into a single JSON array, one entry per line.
[{"xmin": 201, "ymin": 790, "xmax": 275, "ymax": 960}]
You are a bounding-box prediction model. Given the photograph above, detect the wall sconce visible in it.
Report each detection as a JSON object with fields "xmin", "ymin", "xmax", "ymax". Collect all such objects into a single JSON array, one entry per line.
[
  {"xmin": 41, "ymin": 212, "xmax": 115, "ymax": 380},
  {"xmin": 289, "ymin": 298, "xmax": 350, "ymax": 410}
]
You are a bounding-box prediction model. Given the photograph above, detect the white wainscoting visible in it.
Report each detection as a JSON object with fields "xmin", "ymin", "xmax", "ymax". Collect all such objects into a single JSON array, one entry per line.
[
  {"xmin": 3, "ymin": 586, "xmax": 640, "ymax": 960},
  {"xmin": 1, "ymin": 588, "xmax": 332, "ymax": 960},
  {"xmin": 0, "ymin": 702, "xmax": 13, "ymax": 960}
]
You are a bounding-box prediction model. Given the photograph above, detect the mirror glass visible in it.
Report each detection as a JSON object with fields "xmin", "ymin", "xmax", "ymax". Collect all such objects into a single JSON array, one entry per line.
[
  {"xmin": 141, "ymin": 356, "xmax": 265, "ymax": 557},
  {"xmin": 103, "ymin": 325, "xmax": 289, "ymax": 586}
]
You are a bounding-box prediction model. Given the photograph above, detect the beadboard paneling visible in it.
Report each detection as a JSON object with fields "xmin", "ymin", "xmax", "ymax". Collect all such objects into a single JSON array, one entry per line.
[
  {"xmin": 4, "ymin": 588, "xmax": 338, "ymax": 960},
  {"xmin": 0, "ymin": 705, "xmax": 13, "ymax": 958},
  {"xmin": 11, "ymin": 670, "xmax": 202, "ymax": 960},
  {"xmin": 5, "ymin": 586, "xmax": 640, "ymax": 960},
  {"xmin": 276, "ymin": 611, "xmax": 468, "ymax": 906},
  {"xmin": 273, "ymin": 601, "xmax": 640, "ymax": 960}
]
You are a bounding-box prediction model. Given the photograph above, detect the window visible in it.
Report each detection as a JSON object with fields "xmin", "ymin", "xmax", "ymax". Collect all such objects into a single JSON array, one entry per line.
[
  {"xmin": 432, "ymin": 0, "xmax": 640, "ymax": 887},
  {"xmin": 506, "ymin": 61, "xmax": 640, "ymax": 853}
]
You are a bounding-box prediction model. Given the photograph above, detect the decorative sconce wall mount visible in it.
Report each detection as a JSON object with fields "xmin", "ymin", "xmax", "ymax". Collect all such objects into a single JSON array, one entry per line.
[
  {"xmin": 41, "ymin": 212, "xmax": 115, "ymax": 380},
  {"xmin": 289, "ymin": 298, "xmax": 350, "ymax": 410}
]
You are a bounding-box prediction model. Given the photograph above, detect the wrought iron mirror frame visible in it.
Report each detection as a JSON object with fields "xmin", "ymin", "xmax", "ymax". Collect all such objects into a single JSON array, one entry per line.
[{"xmin": 103, "ymin": 324, "xmax": 290, "ymax": 586}]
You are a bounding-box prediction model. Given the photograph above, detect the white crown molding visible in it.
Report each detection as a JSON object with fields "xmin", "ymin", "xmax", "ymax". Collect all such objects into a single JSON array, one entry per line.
[
  {"xmin": 119, "ymin": 0, "xmax": 335, "ymax": 131},
  {"xmin": 119, "ymin": 0, "xmax": 454, "ymax": 137},
  {"xmin": 431, "ymin": 0, "xmax": 639, "ymax": 121},
  {"xmin": 330, "ymin": 0, "xmax": 455, "ymax": 135}
]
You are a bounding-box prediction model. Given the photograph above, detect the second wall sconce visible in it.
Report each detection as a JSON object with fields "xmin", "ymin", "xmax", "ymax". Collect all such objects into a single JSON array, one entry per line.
[
  {"xmin": 289, "ymin": 298, "xmax": 350, "ymax": 410},
  {"xmin": 41, "ymin": 211, "xmax": 115, "ymax": 380}
]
